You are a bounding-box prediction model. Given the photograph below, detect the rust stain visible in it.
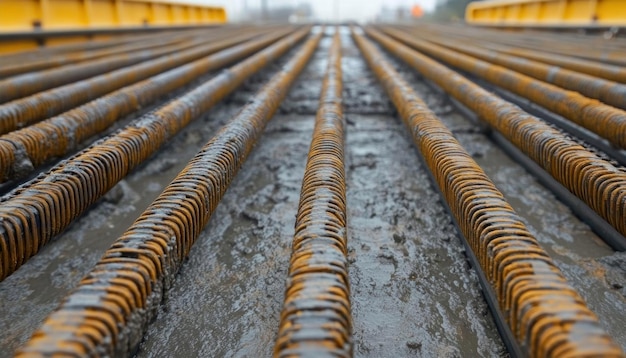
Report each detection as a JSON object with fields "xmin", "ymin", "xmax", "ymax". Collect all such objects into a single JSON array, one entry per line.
[
  {"xmin": 15, "ymin": 30, "xmax": 322, "ymax": 356},
  {"xmin": 0, "ymin": 27, "xmax": 312, "ymax": 282},
  {"xmin": 364, "ymin": 26, "xmax": 626, "ymax": 244},
  {"xmin": 0, "ymin": 27, "xmax": 280, "ymax": 135},
  {"xmin": 380, "ymin": 26, "xmax": 626, "ymax": 148},
  {"xmin": 274, "ymin": 30, "xmax": 352, "ymax": 357},
  {"xmin": 354, "ymin": 26, "xmax": 624, "ymax": 358}
]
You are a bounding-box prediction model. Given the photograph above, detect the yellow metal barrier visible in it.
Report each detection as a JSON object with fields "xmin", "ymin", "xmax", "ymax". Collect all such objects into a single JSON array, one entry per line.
[
  {"xmin": 466, "ymin": 0, "xmax": 626, "ymax": 27},
  {"xmin": 0, "ymin": 0, "xmax": 226, "ymax": 54},
  {"xmin": 0, "ymin": 0, "xmax": 226, "ymax": 31}
]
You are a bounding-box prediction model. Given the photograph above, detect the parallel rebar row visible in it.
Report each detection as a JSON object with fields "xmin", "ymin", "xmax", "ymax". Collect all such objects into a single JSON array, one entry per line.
[
  {"xmin": 379, "ymin": 27, "xmax": 626, "ymax": 149},
  {"xmin": 0, "ymin": 29, "xmax": 188, "ymax": 66},
  {"xmin": 393, "ymin": 26, "xmax": 626, "ymax": 111},
  {"xmin": 353, "ymin": 27, "xmax": 623, "ymax": 358},
  {"xmin": 0, "ymin": 27, "xmax": 277, "ymax": 135},
  {"xmin": 16, "ymin": 29, "xmax": 322, "ymax": 357},
  {"xmin": 479, "ymin": 42, "xmax": 626, "ymax": 84},
  {"xmin": 503, "ymin": 34, "xmax": 626, "ymax": 66},
  {"xmin": 420, "ymin": 23, "xmax": 626, "ymax": 66},
  {"xmin": 365, "ymin": 27, "xmax": 626, "ymax": 243},
  {"xmin": 0, "ymin": 28, "xmax": 210, "ymax": 78},
  {"xmin": 274, "ymin": 31, "xmax": 351, "ymax": 357},
  {"xmin": 0, "ymin": 24, "xmax": 624, "ymax": 357},
  {"xmin": 0, "ymin": 28, "xmax": 292, "ymax": 182},
  {"xmin": 0, "ymin": 36, "xmax": 203, "ymax": 102},
  {"xmin": 0, "ymin": 27, "xmax": 311, "ymax": 282}
]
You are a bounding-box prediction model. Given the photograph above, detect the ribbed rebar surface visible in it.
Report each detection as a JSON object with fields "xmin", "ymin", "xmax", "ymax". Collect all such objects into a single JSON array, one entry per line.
[
  {"xmin": 0, "ymin": 23, "xmax": 625, "ymax": 358},
  {"xmin": 274, "ymin": 31, "xmax": 351, "ymax": 357},
  {"xmin": 365, "ymin": 27, "xmax": 626, "ymax": 243},
  {"xmin": 0, "ymin": 27, "xmax": 311, "ymax": 282},
  {"xmin": 354, "ymin": 27, "xmax": 623, "ymax": 358},
  {"xmin": 16, "ymin": 30, "xmax": 322, "ymax": 357}
]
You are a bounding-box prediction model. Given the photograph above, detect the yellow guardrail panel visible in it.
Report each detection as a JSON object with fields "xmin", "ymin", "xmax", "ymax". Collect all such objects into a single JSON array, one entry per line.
[
  {"xmin": 0, "ymin": 1, "xmax": 40, "ymax": 31},
  {"xmin": 0, "ymin": 0, "xmax": 226, "ymax": 32},
  {"xmin": 466, "ymin": 0, "xmax": 626, "ymax": 27},
  {"xmin": 89, "ymin": 0, "xmax": 117, "ymax": 27}
]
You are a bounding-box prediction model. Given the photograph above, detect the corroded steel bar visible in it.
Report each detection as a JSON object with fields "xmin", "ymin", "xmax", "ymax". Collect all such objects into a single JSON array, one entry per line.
[
  {"xmin": 0, "ymin": 28, "xmax": 293, "ymax": 182},
  {"xmin": 379, "ymin": 27, "xmax": 626, "ymax": 149},
  {"xmin": 397, "ymin": 27, "xmax": 626, "ymax": 110},
  {"xmin": 495, "ymin": 37, "xmax": 626, "ymax": 66},
  {"xmin": 0, "ymin": 27, "xmax": 311, "ymax": 282},
  {"xmin": 0, "ymin": 27, "xmax": 279, "ymax": 135},
  {"xmin": 0, "ymin": 32, "xmax": 191, "ymax": 79},
  {"xmin": 274, "ymin": 30, "xmax": 351, "ymax": 357},
  {"xmin": 481, "ymin": 77, "xmax": 626, "ymax": 171},
  {"xmin": 0, "ymin": 27, "xmax": 210, "ymax": 66},
  {"xmin": 0, "ymin": 26, "xmax": 265, "ymax": 79},
  {"xmin": 481, "ymin": 43, "xmax": 626, "ymax": 84},
  {"xmin": 353, "ymin": 27, "xmax": 624, "ymax": 358},
  {"xmin": 0, "ymin": 33, "xmax": 144, "ymax": 64},
  {"xmin": 405, "ymin": 22, "xmax": 626, "ymax": 80},
  {"xmin": 364, "ymin": 28, "xmax": 626, "ymax": 244},
  {"xmin": 414, "ymin": 23, "xmax": 626, "ymax": 66},
  {"xmin": 0, "ymin": 34, "xmax": 217, "ymax": 103},
  {"xmin": 16, "ymin": 30, "xmax": 322, "ymax": 357}
]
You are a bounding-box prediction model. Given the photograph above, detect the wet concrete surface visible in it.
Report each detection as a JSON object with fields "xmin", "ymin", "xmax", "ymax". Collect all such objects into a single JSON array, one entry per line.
[
  {"xmin": 410, "ymin": 66, "xmax": 626, "ymax": 350},
  {"xmin": 0, "ymin": 32, "xmax": 313, "ymax": 356},
  {"xmin": 344, "ymin": 112, "xmax": 507, "ymax": 357},
  {"xmin": 340, "ymin": 31, "xmax": 507, "ymax": 357},
  {"xmin": 1, "ymin": 26, "xmax": 625, "ymax": 357},
  {"xmin": 387, "ymin": 41, "xmax": 626, "ymax": 349},
  {"xmin": 135, "ymin": 34, "xmax": 329, "ymax": 357},
  {"xmin": 139, "ymin": 31, "xmax": 508, "ymax": 357}
]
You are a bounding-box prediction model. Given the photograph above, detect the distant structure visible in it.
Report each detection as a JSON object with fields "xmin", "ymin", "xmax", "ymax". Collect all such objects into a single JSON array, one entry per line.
[
  {"xmin": 376, "ymin": 5, "xmax": 422, "ymax": 22},
  {"xmin": 412, "ymin": 5, "xmax": 424, "ymax": 18}
]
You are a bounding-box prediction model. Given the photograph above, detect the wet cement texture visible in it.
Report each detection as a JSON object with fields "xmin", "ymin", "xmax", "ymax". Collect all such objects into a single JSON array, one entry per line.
[
  {"xmin": 342, "ymin": 32, "xmax": 506, "ymax": 357},
  {"xmin": 0, "ymin": 27, "xmax": 625, "ymax": 357},
  {"xmin": 369, "ymin": 35, "xmax": 626, "ymax": 351},
  {"xmin": 416, "ymin": 70, "xmax": 626, "ymax": 350},
  {"xmin": 0, "ymin": 34, "xmax": 310, "ymax": 356}
]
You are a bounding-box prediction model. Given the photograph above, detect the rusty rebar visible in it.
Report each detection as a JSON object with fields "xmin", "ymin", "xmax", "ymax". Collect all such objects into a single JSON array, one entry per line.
[
  {"xmin": 0, "ymin": 30, "xmax": 170, "ymax": 65},
  {"xmin": 413, "ymin": 23, "xmax": 626, "ymax": 66},
  {"xmin": 394, "ymin": 26, "xmax": 626, "ymax": 110},
  {"xmin": 379, "ymin": 27, "xmax": 626, "ymax": 150},
  {"xmin": 0, "ymin": 34, "xmax": 213, "ymax": 103},
  {"xmin": 0, "ymin": 30, "xmax": 197, "ymax": 79},
  {"xmin": 0, "ymin": 27, "xmax": 281, "ymax": 135},
  {"xmin": 410, "ymin": 26, "xmax": 626, "ymax": 83},
  {"xmin": 0, "ymin": 27, "xmax": 312, "ymax": 282},
  {"xmin": 16, "ymin": 29, "xmax": 322, "ymax": 357},
  {"xmin": 353, "ymin": 27, "xmax": 624, "ymax": 358},
  {"xmin": 481, "ymin": 42, "xmax": 626, "ymax": 84},
  {"xmin": 274, "ymin": 30, "xmax": 351, "ymax": 357},
  {"xmin": 364, "ymin": 27, "xmax": 626, "ymax": 245},
  {"xmin": 0, "ymin": 28, "xmax": 293, "ymax": 183}
]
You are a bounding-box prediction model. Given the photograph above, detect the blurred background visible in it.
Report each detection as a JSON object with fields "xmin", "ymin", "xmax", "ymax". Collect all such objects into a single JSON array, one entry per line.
[{"xmin": 178, "ymin": 0, "xmax": 472, "ymax": 23}]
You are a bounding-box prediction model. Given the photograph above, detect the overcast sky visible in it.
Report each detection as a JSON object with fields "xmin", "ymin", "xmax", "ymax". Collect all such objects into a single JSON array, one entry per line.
[{"xmin": 177, "ymin": 0, "xmax": 438, "ymax": 21}]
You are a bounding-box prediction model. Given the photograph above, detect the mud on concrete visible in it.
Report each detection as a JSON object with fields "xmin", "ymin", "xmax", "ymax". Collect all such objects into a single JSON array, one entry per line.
[
  {"xmin": 376, "ymin": 30, "xmax": 626, "ymax": 351},
  {"xmin": 0, "ymin": 30, "xmax": 319, "ymax": 357},
  {"xmin": 342, "ymin": 30, "xmax": 506, "ymax": 357},
  {"xmin": 138, "ymin": 29, "xmax": 508, "ymax": 357},
  {"xmin": 1, "ymin": 26, "xmax": 625, "ymax": 357}
]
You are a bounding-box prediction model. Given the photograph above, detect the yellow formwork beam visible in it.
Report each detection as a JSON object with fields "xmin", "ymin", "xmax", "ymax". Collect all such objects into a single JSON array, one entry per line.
[
  {"xmin": 466, "ymin": 0, "xmax": 626, "ymax": 27},
  {"xmin": 0, "ymin": 0, "xmax": 227, "ymax": 32}
]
